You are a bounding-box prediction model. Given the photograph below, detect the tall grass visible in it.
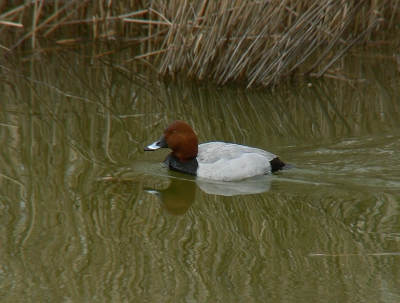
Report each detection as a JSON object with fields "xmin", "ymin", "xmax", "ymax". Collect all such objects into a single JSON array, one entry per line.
[{"xmin": 0, "ymin": 0, "xmax": 398, "ymax": 87}]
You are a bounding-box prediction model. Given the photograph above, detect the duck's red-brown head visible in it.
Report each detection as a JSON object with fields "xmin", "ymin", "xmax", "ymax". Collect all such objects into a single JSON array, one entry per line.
[{"xmin": 144, "ymin": 120, "xmax": 198, "ymax": 162}]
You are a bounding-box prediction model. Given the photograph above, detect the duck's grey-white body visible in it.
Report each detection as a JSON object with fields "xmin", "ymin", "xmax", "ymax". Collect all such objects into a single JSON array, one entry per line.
[{"xmin": 196, "ymin": 142, "xmax": 277, "ymax": 181}]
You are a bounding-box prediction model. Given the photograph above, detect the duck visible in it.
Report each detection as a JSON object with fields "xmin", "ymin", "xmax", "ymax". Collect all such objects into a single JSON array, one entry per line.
[{"xmin": 144, "ymin": 120, "xmax": 286, "ymax": 181}]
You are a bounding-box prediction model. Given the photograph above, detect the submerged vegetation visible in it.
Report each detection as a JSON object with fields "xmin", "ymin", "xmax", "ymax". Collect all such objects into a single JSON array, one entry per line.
[{"xmin": 0, "ymin": 0, "xmax": 399, "ymax": 87}]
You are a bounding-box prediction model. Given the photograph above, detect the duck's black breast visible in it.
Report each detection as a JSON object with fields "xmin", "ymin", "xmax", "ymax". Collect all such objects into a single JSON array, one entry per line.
[{"xmin": 164, "ymin": 154, "xmax": 198, "ymax": 176}]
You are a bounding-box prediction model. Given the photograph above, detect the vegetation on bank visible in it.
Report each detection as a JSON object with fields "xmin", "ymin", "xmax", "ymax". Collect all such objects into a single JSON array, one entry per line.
[{"xmin": 0, "ymin": 0, "xmax": 399, "ymax": 87}]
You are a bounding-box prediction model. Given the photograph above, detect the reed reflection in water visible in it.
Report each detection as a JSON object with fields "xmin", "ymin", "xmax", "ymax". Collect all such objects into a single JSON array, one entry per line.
[{"xmin": 0, "ymin": 46, "xmax": 399, "ymax": 302}]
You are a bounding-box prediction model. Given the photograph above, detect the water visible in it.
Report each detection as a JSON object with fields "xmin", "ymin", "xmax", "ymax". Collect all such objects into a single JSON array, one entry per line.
[{"xmin": 0, "ymin": 45, "xmax": 399, "ymax": 302}]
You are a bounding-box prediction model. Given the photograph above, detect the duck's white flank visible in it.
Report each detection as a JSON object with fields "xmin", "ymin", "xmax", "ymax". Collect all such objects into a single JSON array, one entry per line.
[{"xmin": 196, "ymin": 142, "xmax": 276, "ymax": 181}]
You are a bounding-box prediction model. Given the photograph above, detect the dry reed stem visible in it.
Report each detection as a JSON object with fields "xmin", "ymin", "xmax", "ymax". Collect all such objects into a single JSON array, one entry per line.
[
  {"xmin": 123, "ymin": 19, "xmax": 171, "ymax": 26},
  {"xmin": 0, "ymin": 3, "xmax": 30, "ymax": 19},
  {"xmin": 148, "ymin": 7, "xmax": 173, "ymax": 25},
  {"xmin": 131, "ymin": 49, "xmax": 167, "ymax": 60},
  {"xmin": 0, "ymin": 20, "xmax": 23, "ymax": 27},
  {"xmin": 31, "ymin": 0, "xmax": 45, "ymax": 49},
  {"xmin": 0, "ymin": 44, "xmax": 10, "ymax": 50},
  {"xmin": 52, "ymin": 10, "xmax": 148, "ymax": 26}
]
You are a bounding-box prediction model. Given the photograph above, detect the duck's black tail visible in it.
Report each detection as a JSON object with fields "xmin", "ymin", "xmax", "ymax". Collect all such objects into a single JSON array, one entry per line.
[{"xmin": 270, "ymin": 157, "xmax": 292, "ymax": 173}]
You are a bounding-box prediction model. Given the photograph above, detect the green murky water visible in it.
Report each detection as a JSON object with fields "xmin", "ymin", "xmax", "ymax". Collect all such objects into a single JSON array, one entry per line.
[{"xmin": 0, "ymin": 45, "xmax": 400, "ymax": 302}]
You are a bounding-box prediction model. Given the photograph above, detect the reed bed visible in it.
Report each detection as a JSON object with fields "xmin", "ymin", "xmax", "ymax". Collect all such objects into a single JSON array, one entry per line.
[{"xmin": 0, "ymin": 0, "xmax": 398, "ymax": 87}]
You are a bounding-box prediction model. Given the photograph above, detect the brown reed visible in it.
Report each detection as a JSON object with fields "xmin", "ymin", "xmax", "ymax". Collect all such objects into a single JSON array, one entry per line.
[{"xmin": 0, "ymin": 0, "xmax": 397, "ymax": 87}]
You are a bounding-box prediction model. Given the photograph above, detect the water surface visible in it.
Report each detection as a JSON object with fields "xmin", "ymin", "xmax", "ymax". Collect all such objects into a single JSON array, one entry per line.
[{"xmin": 0, "ymin": 45, "xmax": 399, "ymax": 302}]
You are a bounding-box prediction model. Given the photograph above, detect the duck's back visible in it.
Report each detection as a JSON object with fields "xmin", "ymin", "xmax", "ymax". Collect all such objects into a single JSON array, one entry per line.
[{"xmin": 197, "ymin": 142, "xmax": 277, "ymax": 181}]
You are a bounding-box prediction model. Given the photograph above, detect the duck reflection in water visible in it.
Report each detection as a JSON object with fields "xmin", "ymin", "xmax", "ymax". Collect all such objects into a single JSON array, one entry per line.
[
  {"xmin": 145, "ymin": 177, "xmax": 197, "ymax": 216},
  {"xmin": 145, "ymin": 174, "xmax": 273, "ymax": 215}
]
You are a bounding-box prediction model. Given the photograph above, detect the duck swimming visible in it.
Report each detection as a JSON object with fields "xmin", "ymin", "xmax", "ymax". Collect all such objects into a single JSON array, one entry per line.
[{"xmin": 144, "ymin": 120, "xmax": 286, "ymax": 181}]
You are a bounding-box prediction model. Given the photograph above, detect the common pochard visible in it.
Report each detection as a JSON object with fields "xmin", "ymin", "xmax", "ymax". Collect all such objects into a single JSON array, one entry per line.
[{"xmin": 144, "ymin": 120, "xmax": 286, "ymax": 181}]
